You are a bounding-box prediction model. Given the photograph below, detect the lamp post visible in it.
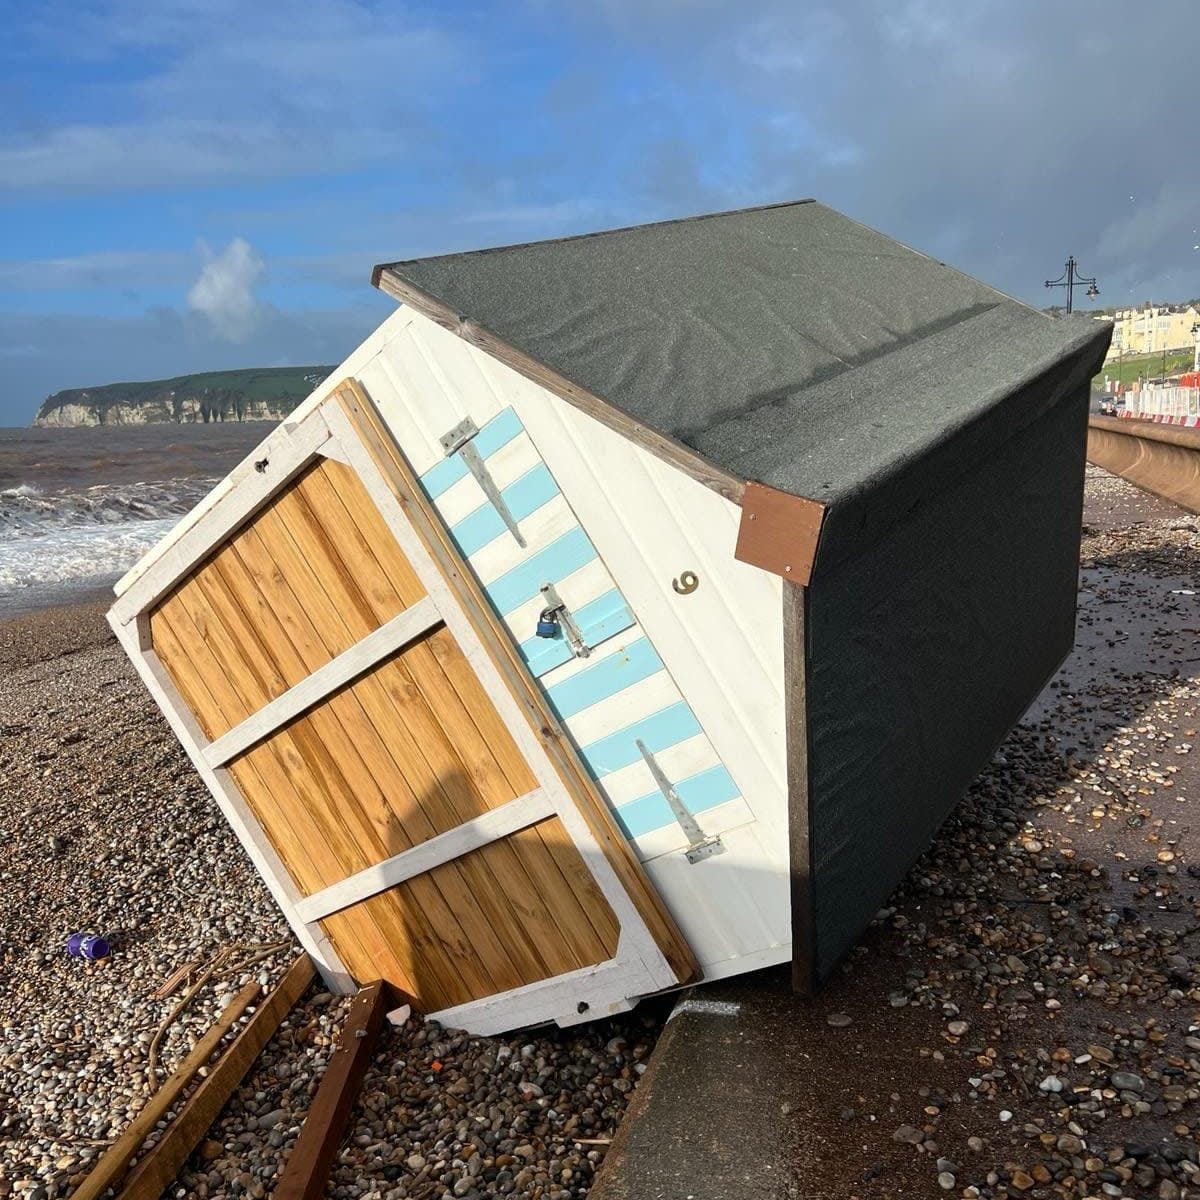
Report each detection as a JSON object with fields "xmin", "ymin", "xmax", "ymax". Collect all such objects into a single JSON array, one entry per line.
[{"xmin": 1044, "ymin": 256, "xmax": 1100, "ymax": 315}]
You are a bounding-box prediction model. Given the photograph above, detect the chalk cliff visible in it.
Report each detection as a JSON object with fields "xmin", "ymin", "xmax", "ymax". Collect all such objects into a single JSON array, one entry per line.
[{"xmin": 34, "ymin": 366, "xmax": 333, "ymax": 426}]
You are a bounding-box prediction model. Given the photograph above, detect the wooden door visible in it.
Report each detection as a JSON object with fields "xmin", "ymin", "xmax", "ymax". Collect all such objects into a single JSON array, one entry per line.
[{"xmin": 108, "ymin": 381, "xmax": 695, "ymax": 1034}]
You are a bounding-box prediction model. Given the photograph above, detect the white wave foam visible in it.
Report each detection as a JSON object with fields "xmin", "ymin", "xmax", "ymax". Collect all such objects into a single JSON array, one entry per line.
[
  {"xmin": 0, "ymin": 517, "xmax": 182, "ymax": 594},
  {"xmin": 1, "ymin": 479, "xmax": 209, "ymax": 541},
  {"xmin": 0, "ymin": 478, "xmax": 213, "ymax": 599}
]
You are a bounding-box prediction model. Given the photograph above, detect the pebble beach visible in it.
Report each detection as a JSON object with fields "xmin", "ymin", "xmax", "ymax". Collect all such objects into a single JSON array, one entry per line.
[
  {"xmin": 0, "ymin": 602, "xmax": 662, "ymax": 1200},
  {"xmin": 0, "ymin": 465, "xmax": 1197, "ymax": 1200}
]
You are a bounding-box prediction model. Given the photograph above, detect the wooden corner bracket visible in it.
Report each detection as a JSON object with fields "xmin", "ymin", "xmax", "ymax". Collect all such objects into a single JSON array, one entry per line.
[{"xmin": 734, "ymin": 482, "xmax": 826, "ymax": 587}]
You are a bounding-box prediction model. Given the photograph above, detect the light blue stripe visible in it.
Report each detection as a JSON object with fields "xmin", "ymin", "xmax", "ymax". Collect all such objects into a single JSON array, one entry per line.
[
  {"xmin": 420, "ymin": 408, "xmax": 525, "ymax": 499},
  {"xmin": 545, "ymin": 638, "xmax": 662, "ymax": 721},
  {"xmin": 518, "ymin": 589, "xmax": 635, "ymax": 677},
  {"xmin": 450, "ymin": 465, "xmax": 559, "ymax": 557},
  {"xmin": 485, "ymin": 527, "xmax": 596, "ymax": 615},
  {"xmin": 578, "ymin": 702, "xmax": 702, "ymax": 778},
  {"xmin": 615, "ymin": 765, "xmax": 740, "ymax": 839}
]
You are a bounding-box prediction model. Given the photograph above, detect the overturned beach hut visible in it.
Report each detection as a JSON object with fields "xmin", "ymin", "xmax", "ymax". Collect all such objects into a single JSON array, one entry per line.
[{"xmin": 110, "ymin": 200, "xmax": 1112, "ymax": 1034}]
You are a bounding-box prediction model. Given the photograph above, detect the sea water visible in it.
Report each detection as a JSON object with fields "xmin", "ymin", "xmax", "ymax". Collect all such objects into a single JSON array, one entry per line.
[{"xmin": 0, "ymin": 424, "xmax": 274, "ymax": 615}]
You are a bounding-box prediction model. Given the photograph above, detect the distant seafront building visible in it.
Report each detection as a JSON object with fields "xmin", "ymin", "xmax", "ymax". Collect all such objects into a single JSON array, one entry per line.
[{"xmin": 1101, "ymin": 303, "xmax": 1200, "ymax": 362}]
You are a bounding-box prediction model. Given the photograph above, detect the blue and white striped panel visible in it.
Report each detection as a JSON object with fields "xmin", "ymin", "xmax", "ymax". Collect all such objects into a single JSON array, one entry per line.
[{"xmin": 417, "ymin": 406, "xmax": 743, "ymax": 845}]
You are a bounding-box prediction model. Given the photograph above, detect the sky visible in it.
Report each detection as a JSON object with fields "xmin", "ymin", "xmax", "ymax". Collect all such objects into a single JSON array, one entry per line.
[{"xmin": 2, "ymin": 0, "xmax": 1199, "ymax": 424}]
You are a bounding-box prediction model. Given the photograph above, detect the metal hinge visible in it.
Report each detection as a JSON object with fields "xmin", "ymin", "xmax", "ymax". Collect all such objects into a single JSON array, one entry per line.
[
  {"xmin": 635, "ymin": 740, "xmax": 725, "ymax": 864},
  {"xmin": 439, "ymin": 417, "xmax": 526, "ymax": 548}
]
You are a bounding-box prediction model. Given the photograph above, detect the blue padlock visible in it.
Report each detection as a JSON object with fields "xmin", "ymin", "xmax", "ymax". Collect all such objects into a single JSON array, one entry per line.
[{"xmin": 536, "ymin": 608, "xmax": 561, "ymax": 639}]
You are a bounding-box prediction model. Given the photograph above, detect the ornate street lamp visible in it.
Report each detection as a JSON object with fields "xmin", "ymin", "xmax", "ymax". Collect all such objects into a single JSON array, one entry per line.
[{"xmin": 1044, "ymin": 256, "xmax": 1100, "ymax": 315}]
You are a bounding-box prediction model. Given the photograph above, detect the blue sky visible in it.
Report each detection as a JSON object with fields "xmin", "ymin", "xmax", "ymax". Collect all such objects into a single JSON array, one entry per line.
[{"xmin": 2, "ymin": 0, "xmax": 1198, "ymax": 422}]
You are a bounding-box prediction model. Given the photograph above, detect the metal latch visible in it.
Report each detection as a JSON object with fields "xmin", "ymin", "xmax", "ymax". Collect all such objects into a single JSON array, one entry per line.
[
  {"xmin": 635, "ymin": 739, "xmax": 725, "ymax": 864},
  {"xmin": 537, "ymin": 583, "xmax": 591, "ymax": 658},
  {"xmin": 439, "ymin": 417, "xmax": 526, "ymax": 548}
]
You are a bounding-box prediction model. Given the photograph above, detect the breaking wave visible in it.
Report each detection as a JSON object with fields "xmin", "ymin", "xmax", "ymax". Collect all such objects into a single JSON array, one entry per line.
[{"xmin": 0, "ymin": 479, "xmax": 214, "ymax": 597}]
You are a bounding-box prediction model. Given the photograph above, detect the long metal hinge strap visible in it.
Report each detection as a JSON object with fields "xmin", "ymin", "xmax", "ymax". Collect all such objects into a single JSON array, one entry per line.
[
  {"xmin": 635, "ymin": 740, "xmax": 725, "ymax": 863},
  {"xmin": 439, "ymin": 416, "xmax": 526, "ymax": 548}
]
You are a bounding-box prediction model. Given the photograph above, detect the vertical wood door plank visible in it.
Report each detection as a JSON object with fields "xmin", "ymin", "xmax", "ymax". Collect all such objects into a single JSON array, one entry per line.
[
  {"xmin": 316, "ymin": 469, "xmax": 604, "ymax": 977},
  {"xmin": 253, "ymin": 485, "xmax": 505, "ymax": 1006}
]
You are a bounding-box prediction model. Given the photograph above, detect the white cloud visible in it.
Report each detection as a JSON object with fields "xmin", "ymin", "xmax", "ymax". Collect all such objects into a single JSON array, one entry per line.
[
  {"xmin": 187, "ymin": 238, "xmax": 266, "ymax": 341},
  {"xmin": 1, "ymin": 1, "xmax": 464, "ymax": 193}
]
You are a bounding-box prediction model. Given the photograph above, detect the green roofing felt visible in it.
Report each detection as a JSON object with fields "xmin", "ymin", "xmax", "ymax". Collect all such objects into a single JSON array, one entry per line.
[{"xmin": 375, "ymin": 201, "xmax": 1111, "ymax": 569}]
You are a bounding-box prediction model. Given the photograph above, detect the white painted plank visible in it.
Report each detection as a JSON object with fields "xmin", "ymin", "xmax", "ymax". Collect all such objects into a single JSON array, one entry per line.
[
  {"xmin": 562, "ymin": 671, "xmax": 682, "ymax": 748},
  {"xmin": 643, "ymin": 824, "xmax": 786, "ymax": 964},
  {"xmin": 537, "ymin": 620, "xmax": 648, "ymax": 687},
  {"xmin": 498, "ymin": 558, "xmax": 616, "ymax": 649},
  {"xmin": 358, "ymin": 355, "xmax": 444, "ymax": 478},
  {"xmin": 629, "ymin": 795, "xmax": 757, "ymax": 863},
  {"xmin": 202, "ymin": 596, "xmax": 441, "ymax": 768},
  {"xmin": 431, "ymin": 434, "xmax": 542, "ymax": 527},
  {"xmin": 596, "ymin": 733, "xmax": 719, "ymax": 808},
  {"xmin": 696, "ymin": 941, "xmax": 792, "ymax": 983},
  {"xmin": 405, "ymin": 314, "xmax": 508, "ymax": 430},
  {"xmin": 471, "ymin": 495, "xmax": 579, "ymax": 585},
  {"xmin": 644, "ymin": 848, "xmax": 742, "ymax": 967},
  {"xmin": 295, "ymin": 789, "xmax": 555, "ymax": 923}
]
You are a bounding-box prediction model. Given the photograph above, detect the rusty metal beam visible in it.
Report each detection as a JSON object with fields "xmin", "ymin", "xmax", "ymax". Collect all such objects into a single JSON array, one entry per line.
[{"xmin": 1087, "ymin": 415, "xmax": 1200, "ymax": 515}]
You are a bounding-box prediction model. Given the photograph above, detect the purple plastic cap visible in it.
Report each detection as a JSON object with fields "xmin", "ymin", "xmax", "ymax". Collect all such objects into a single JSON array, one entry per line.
[{"xmin": 66, "ymin": 932, "xmax": 110, "ymax": 960}]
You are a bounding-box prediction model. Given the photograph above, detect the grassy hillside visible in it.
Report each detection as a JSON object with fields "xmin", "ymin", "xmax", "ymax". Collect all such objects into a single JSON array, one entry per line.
[
  {"xmin": 1094, "ymin": 349, "xmax": 1196, "ymax": 390},
  {"xmin": 35, "ymin": 365, "xmax": 335, "ymax": 425}
]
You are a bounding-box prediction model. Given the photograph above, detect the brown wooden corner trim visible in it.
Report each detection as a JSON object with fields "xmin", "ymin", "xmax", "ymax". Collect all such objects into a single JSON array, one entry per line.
[
  {"xmin": 734, "ymin": 482, "xmax": 826, "ymax": 587},
  {"xmin": 273, "ymin": 980, "xmax": 390, "ymax": 1200},
  {"xmin": 373, "ymin": 269, "xmax": 746, "ymax": 506},
  {"xmin": 781, "ymin": 583, "xmax": 816, "ymax": 997}
]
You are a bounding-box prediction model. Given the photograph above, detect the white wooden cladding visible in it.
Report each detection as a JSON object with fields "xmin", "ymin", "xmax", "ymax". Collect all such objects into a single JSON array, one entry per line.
[
  {"xmin": 112, "ymin": 394, "xmax": 689, "ymax": 1033},
  {"xmin": 362, "ymin": 313, "xmax": 792, "ymax": 975}
]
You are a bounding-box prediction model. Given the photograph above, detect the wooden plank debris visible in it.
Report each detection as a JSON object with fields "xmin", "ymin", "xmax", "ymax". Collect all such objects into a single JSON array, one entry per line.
[
  {"xmin": 72, "ymin": 980, "xmax": 261, "ymax": 1200},
  {"xmin": 115, "ymin": 953, "xmax": 315, "ymax": 1200},
  {"xmin": 272, "ymin": 980, "xmax": 390, "ymax": 1200},
  {"xmin": 149, "ymin": 959, "xmax": 203, "ymax": 1000}
]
